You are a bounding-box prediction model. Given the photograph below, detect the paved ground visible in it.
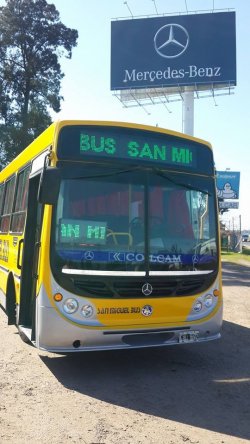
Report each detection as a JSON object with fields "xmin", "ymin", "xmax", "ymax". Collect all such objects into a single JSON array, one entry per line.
[{"xmin": 0, "ymin": 262, "xmax": 250, "ymax": 444}]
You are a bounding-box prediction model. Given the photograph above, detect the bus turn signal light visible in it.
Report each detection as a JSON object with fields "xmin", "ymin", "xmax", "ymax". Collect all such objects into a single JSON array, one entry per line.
[{"xmin": 54, "ymin": 293, "xmax": 63, "ymax": 302}]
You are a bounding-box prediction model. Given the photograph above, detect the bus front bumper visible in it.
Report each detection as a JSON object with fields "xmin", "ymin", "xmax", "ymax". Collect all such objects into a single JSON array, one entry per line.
[{"xmin": 36, "ymin": 304, "xmax": 223, "ymax": 353}]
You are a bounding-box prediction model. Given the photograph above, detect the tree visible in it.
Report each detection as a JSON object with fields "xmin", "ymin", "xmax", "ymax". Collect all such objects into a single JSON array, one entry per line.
[{"xmin": 0, "ymin": 0, "xmax": 78, "ymax": 166}]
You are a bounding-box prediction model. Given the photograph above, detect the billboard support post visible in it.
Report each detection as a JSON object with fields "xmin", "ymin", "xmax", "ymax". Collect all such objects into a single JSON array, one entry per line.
[{"xmin": 182, "ymin": 89, "xmax": 194, "ymax": 136}]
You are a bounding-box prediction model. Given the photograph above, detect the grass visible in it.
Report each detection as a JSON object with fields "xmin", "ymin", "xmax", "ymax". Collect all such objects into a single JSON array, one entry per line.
[{"xmin": 221, "ymin": 248, "xmax": 250, "ymax": 264}]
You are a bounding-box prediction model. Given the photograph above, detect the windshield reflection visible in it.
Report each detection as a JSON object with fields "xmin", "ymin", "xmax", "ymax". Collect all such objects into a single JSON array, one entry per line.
[{"xmin": 52, "ymin": 169, "xmax": 218, "ymax": 275}]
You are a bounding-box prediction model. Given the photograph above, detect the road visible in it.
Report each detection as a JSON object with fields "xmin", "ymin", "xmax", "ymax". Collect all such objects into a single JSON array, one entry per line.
[{"xmin": 0, "ymin": 262, "xmax": 250, "ymax": 444}]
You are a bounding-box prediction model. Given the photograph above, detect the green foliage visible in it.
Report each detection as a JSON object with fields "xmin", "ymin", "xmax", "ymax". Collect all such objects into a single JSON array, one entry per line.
[
  {"xmin": 221, "ymin": 250, "xmax": 250, "ymax": 263},
  {"xmin": 0, "ymin": 0, "xmax": 78, "ymax": 166}
]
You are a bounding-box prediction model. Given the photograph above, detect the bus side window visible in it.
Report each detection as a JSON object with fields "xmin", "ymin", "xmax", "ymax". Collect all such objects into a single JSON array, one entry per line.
[
  {"xmin": 0, "ymin": 176, "xmax": 16, "ymax": 233},
  {"xmin": 11, "ymin": 166, "xmax": 31, "ymax": 233},
  {"xmin": 0, "ymin": 183, "xmax": 4, "ymax": 218}
]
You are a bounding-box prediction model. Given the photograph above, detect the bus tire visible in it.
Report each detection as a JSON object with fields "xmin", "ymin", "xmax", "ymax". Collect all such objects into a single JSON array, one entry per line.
[{"xmin": 6, "ymin": 275, "xmax": 17, "ymax": 326}]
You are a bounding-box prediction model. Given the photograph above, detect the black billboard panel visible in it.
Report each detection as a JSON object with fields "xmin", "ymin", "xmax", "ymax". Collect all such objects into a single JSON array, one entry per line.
[{"xmin": 111, "ymin": 12, "xmax": 236, "ymax": 90}]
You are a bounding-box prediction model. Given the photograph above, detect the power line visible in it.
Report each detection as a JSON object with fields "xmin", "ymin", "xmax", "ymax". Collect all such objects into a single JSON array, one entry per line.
[
  {"xmin": 123, "ymin": 1, "xmax": 133, "ymax": 18},
  {"xmin": 152, "ymin": 0, "xmax": 159, "ymax": 15}
]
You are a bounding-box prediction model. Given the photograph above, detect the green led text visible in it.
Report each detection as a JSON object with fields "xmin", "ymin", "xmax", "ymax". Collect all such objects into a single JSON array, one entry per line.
[
  {"xmin": 172, "ymin": 147, "xmax": 193, "ymax": 164},
  {"xmin": 61, "ymin": 223, "xmax": 80, "ymax": 239},
  {"xmin": 80, "ymin": 134, "xmax": 116, "ymax": 154},
  {"xmin": 87, "ymin": 225, "xmax": 106, "ymax": 240},
  {"xmin": 79, "ymin": 132, "xmax": 195, "ymax": 167},
  {"xmin": 127, "ymin": 141, "xmax": 166, "ymax": 160}
]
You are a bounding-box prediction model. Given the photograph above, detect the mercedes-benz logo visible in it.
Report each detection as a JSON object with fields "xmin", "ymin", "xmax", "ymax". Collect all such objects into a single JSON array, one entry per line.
[
  {"xmin": 142, "ymin": 283, "xmax": 153, "ymax": 296},
  {"xmin": 192, "ymin": 254, "xmax": 199, "ymax": 265},
  {"xmin": 84, "ymin": 251, "xmax": 94, "ymax": 261},
  {"xmin": 154, "ymin": 23, "xmax": 189, "ymax": 59}
]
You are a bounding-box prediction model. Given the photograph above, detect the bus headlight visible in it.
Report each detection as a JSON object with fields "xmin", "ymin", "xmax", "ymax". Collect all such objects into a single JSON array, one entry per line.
[
  {"xmin": 188, "ymin": 291, "xmax": 218, "ymax": 321},
  {"xmin": 193, "ymin": 300, "xmax": 202, "ymax": 312},
  {"xmin": 81, "ymin": 304, "xmax": 94, "ymax": 318},
  {"xmin": 63, "ymin": 298, "xmax": 79, "ymax": 314},
  {"xmin": 204, "ymin": 294, "xmax": 213, "ymax": 308}
]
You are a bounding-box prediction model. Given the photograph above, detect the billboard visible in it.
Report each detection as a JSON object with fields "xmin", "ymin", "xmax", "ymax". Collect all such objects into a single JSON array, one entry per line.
[
  {"xmin": 111, "ymin": 12, "xmax": 236, "ymax": 90},
  {"xmin": 216, "ymin": 171, "xmax": 240, "ymax": 200}
]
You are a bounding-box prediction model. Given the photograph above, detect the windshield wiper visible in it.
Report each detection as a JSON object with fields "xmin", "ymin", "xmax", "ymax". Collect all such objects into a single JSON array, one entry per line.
[
  {"xmin": 153, "ymin": 168, "xmax": 211, "ymax": 195},
  {"xmin": 63, "ymin": 166, "xmax": 141, "ymax": 180}
]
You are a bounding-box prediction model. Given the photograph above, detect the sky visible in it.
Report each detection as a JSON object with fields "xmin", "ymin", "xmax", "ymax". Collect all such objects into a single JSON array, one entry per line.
[{"xmin": 1, "ymin": 0, "xmax": 250, "ymax": 229}]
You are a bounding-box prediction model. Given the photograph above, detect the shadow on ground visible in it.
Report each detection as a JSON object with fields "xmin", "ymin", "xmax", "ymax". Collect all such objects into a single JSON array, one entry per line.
[
  {"xmin": 222, "ymin": 261, "xmax": 250, "ymax": 287},
  {"xmin": 40, "ymin": 317, "xmax": 250, "ymax": 441}
]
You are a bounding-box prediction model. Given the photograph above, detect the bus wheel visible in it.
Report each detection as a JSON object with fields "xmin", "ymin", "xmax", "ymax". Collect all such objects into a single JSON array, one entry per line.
[{"xmin": 6, "ymin": 276, "xmax": 17, "ymax": 325}]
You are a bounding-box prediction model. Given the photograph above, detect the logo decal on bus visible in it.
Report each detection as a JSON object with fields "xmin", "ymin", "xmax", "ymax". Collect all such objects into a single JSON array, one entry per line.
[
  {"xmin": 141, "ymin": 305, "xmax": 153, "ymax": 316},
  {"xmin": 84, "ymin": 251, "xmax": 94, "ymax": 261},
  {"xmin": 0, "ymin": 240, "xmax": 9, "ymax": 262},
  {"xmin": 142, "ymin": 283, "xmax": 153, "ymax": 296}
]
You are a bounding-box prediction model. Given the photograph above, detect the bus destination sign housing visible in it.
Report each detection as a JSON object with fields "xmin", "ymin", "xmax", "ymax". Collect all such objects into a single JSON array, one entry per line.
[{"xmin": 57, "ymin": 125, "xmax": 214, "ymax": 174}]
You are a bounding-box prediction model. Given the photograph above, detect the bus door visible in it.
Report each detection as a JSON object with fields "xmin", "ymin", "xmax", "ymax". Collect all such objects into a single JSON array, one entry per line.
[{"xmin": 18, "ymin": 173, "xmax": 42, "ymax": 331}]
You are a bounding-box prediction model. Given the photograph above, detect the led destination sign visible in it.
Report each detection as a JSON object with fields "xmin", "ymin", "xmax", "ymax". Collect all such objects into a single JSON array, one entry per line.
[
  {"xmin": 60, "ymin": 219, "xmax": 107, "ymax": 245},
  {"xmin": 57, "ymin": 126, "xmax": 213, "ymax": 173},
  {"xmin": 79, "ymin": 132, "xmax": 194, "ymax": 167}
]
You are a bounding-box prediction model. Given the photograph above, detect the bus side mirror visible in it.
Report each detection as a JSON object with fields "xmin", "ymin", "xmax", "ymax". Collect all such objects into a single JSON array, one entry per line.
[{"xmin": 38, "ymin": 167, "xmax": 61, "ymax": 205}]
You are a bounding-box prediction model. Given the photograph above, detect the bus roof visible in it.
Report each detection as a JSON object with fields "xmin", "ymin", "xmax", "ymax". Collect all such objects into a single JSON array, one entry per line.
[{"xmin": 0, "ymin": 120, "xmax": 212, "ymax": 180}]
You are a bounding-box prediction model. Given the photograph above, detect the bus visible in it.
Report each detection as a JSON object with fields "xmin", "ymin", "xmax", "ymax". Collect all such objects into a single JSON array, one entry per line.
[{"xmin": 0, "ymin": 120, "xmax": 222, "ymax": 352}]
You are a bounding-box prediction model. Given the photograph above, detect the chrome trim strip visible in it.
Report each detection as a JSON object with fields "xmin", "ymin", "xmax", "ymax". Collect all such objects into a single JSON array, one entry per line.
[
  {"xmin": 62, "ymin": 269, "xmax": 146, "ymax": 276},
  {"xmin": 149, "ymin": 270, "xmax": 213, "ymax": 276},
  {"xmin": 62, "ymin": 269, "xmax": 212, "ymax": 276}
]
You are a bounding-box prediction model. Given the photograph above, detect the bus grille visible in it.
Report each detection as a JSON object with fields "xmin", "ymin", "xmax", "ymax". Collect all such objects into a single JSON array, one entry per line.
[{"xmin": 72, "ymin": 277, "xmax": 206, "ymax": 298}]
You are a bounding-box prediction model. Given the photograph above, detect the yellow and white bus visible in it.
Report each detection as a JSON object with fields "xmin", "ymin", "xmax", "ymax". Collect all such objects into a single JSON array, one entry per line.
[{"xmin": 0, "ymin": 120, "xmax": 222, "ymax": 352}]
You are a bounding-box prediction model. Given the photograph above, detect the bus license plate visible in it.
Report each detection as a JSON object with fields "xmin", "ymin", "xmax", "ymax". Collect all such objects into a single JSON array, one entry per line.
[{"xmin": 179, "ymin": 331, "xmax": 199, "ymax": 343}]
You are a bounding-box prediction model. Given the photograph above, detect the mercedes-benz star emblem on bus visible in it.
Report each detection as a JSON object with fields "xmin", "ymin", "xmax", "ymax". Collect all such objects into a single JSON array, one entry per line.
[
  {"xmin": 141, "ymin": 305, "xmax": 153, "ymax": 317},
  {"xmin": 142, "ymin": 283, "xmax": 153, "ymax": 296},
  {"xmin": 154, "ymin": 23, "xmax": 189, "ymax": 59},
  {"xmin": 84, "ymin": 251, "xmax": 94, "ymax": 261}
]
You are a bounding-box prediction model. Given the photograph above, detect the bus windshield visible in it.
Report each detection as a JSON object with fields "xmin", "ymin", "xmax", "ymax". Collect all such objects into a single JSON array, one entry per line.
[{"xmin": 51, "ymin": 166, "xmax": 218, "ymax": 277}]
